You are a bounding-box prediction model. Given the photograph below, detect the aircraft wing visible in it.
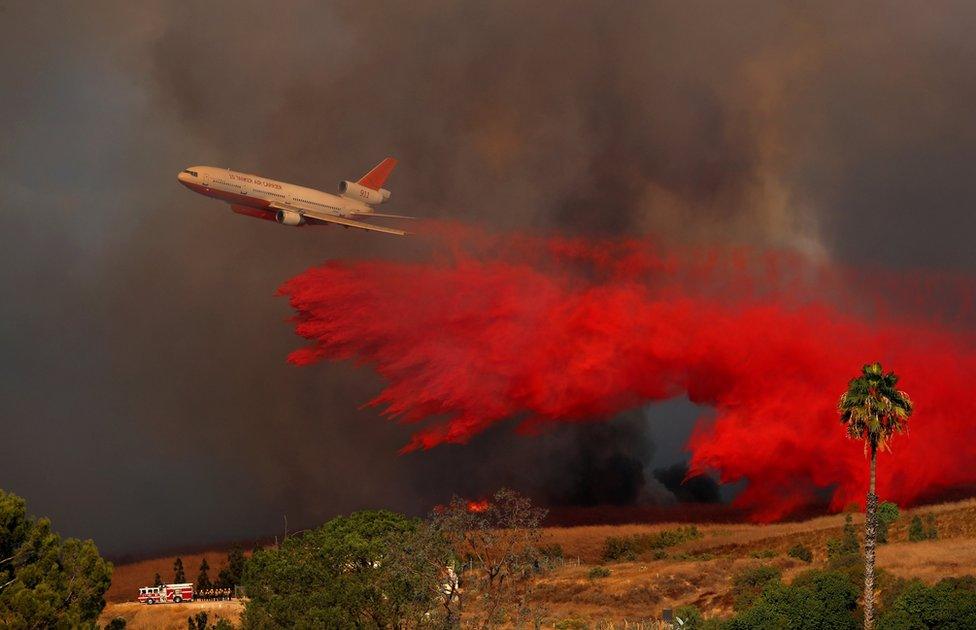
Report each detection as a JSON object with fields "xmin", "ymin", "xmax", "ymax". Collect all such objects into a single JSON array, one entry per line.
[
  {"xmin": 350, "ymin": 211, "xmax": 416, "ymax": 219},
  {"xmin": 269, "ymin": 202, "xmax": 408, "ymax": 236}
]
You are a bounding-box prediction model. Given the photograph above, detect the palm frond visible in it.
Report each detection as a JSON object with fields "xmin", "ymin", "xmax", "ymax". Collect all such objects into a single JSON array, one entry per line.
[{"xmin": 838, "ymin": 362, "xmax": 913, "ymax": 454}]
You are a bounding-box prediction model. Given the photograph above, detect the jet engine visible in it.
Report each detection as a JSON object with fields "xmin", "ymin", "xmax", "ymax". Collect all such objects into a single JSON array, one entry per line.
[
  {"xmin": 338, "ymin": 180, "xmax": 391, "ymax": 205},
  {"xmin": 275, "ymin": 209, "xmax": 305, "ymax": 226}
]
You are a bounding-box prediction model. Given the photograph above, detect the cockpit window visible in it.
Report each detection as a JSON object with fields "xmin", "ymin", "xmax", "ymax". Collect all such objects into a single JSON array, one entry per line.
[{"xmin": 182, "ymin": 169, "xmax": 198, "ymax": 177}]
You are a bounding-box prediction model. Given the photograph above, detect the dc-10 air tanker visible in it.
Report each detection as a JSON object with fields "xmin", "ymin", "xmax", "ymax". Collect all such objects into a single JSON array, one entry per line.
[{"xmin": 177, "ymin": 157, "xmax": 412, "ymax": 235}]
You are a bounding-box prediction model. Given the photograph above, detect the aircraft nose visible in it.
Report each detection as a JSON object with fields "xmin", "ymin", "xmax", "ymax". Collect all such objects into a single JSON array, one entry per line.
[{"xmin": 177, "ymin": 168, "xmax": 199, "ymax": 188}]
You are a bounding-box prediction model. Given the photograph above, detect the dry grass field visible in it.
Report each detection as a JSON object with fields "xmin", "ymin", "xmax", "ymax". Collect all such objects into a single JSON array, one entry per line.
[
  {"xmin": 100, "ymin": 498, "xmax": 976, "ymax": 628},
  {"xmin": 100, "ymin": 600, "xmax": 243, "ymax": 630}
]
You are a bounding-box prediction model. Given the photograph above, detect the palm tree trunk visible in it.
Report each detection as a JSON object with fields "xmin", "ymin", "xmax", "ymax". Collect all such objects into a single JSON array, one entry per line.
[{"xmin": 864, "ymin": 445, "xmax": 878, "ymax": 630}]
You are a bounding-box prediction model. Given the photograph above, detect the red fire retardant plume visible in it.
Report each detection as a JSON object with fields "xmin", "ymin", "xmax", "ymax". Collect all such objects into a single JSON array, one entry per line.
[{"xmin": 278, "ymin": 228, "xmax": 976, "ymax": 521}]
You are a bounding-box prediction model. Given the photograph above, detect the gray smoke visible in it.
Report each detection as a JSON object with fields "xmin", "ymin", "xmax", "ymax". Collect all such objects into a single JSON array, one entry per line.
[{"xmin": 3, "ymin": 1, "xmax": 976, "ymax": 555}]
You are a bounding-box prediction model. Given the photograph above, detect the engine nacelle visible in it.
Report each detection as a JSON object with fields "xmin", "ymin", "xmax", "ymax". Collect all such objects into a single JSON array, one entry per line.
[
  {"xmin": 338, "ymin": 180, "xmax": 391, "ymax": 205},
  {"xmin": 275, "ymin": 209, "xmax": 305, "ymax": 226}
]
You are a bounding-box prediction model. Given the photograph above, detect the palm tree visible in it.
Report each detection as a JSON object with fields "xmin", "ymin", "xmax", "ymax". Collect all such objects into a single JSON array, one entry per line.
[{"xmin": 838, "ymin": 362, "xmax": 913, "ymax": 629}]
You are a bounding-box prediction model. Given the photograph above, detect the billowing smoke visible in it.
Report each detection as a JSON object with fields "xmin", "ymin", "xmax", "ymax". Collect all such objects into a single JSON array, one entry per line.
[{"xmin": 280, "ymin": 228, "xmax": 976, "ymax": 521}]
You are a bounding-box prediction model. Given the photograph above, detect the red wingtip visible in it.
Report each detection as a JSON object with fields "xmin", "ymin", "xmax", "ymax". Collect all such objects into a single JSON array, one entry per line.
[{"xmin": 358, "ymin": 157, "xmax": 398, "ymax": 191}]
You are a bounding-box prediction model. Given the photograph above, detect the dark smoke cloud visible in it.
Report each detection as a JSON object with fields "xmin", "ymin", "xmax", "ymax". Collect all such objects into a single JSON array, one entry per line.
[{"xmin": 3, "ymin": 1, "xmax": 976, "ymax": 554}]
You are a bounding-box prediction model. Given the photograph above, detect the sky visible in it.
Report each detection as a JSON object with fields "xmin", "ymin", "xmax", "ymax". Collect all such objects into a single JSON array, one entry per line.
[{"xmin": 2, "ymin": 1, "xmax": 976, "ymax": 557}]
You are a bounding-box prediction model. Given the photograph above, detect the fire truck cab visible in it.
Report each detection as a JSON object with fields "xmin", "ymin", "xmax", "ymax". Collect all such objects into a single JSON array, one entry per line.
[{"xmin": 138, "ymin": 583, "xmax": 194, "ymax": 604}]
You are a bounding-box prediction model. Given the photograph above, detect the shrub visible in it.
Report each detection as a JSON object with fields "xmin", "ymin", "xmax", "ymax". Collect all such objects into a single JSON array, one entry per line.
[
  {"xmin": 554, "ymin": 616, "xmax": 589, "ymax": 630},
  {"xmin": 788, "ymin": 543, "xmax": 813, "ymax": 563},
  {"xmin": 587, "ymin": 566, "xmax": 611, "ymax": 579},
  {"xmin": 601, "ymin": 536, "xmax": 638, "ymax": 562},
  {"xmin": 827, "ymin": 514, "xmax": 860, "ymax": 560},
  {"xmin": 104, "ymin": 619, "xmax": 127, "ymax": 630},
  {"xmin": 908, "ymin": 515, "xmax": 926, "ymax": 542},
  {"xmin": 601, "ymin": 526, "xmax": 703, "ymax": 562},
  {"xmin": 732, "ymin": 565, "xmax": 782, "ymax": 611},
  {"xmin": 877, "ymin": 502, "xmax": 900, "ymax": 544},
  {"xmin": 750, "ymin": 549, "xmax": 777, "ymax": 559},
  {"xmin": 539, "ymin": 543, "xmax": 564, "ymax": 560},
  {"xmin": 925, "ymin": 513, "xmax": 938, "ymax": 540},
  {"xmin": 674, "ymin": 605, "xmax": 704, "ymax": 628}
]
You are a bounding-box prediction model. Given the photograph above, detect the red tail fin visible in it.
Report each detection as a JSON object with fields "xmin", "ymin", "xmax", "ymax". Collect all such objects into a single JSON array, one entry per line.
[{"xmin": 357, "ymin": 157, "xmax": 397, "ymax": 191}]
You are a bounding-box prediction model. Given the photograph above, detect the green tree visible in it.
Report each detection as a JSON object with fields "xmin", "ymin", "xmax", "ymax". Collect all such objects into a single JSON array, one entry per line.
[
  {"xmin": 839, "ymin": 361, "xmax": 913, "ymax": 629},
  {"xmin": 197, "ymin": 557, "xmax": 211, "ymax": 591},
  {"xmin": 0, "ymin": 488, "xmax": 113, "ymax": 628},
  {"xmin": 173, "ymin": 557, "xmax": 186, "ymax": 583},
  {"xmin": 877, "ymin": 502, "xmax": 900, "ymax": 544},
  {"xmin": 241, "ymin": 510, "xmax": 451, "ymax": 629},
  {"xmin": 153, "ymin": 572, "xmax": 163, "ymax": 587},
  {"xmin": 218, "ymin": 547, "xmax": 246, "ymax": 588},
  {"xmin": 727, "ymin": 569, "xmax": 859, "ymax": 630},
  {"xmin": 877, "ymin": 577, "xmax": 976, "ymax": 629}
]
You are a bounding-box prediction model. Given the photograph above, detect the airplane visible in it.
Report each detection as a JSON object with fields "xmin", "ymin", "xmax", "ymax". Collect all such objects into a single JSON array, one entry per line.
[{"xmin": 176, "ymin": 157, "xmax": 412, "ymax": 235}]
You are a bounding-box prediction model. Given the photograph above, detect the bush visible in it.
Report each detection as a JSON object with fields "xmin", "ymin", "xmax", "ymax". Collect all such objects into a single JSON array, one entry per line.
[
  {"xmin": 827, "ymin": 514, "xmax": 860, "ymax": 560},
  {"xmin": 750, "ymin": 549, "xmax": 777, "ymax": 559},
  {"xmin": 554, "ymin": 616, "xmax": 589, "ymax": 630},
  {"xmin": 877, "ymin": 502, "xmax": 900, "ymax": 544},
  {"xmin": 601, "ymin": 536, "xmax": 638, "ymax": 561},
  {"xmin": 925, "ymin": 513, "xmax": 938, "ymax": 540},
  {"xmin": 587, "ymin": 566, "xmax": 611, "ymax": 579},
  {"xmin": 731, "ymin": 565, "xmax": 782, "ymax": 611},
  {"xmin": 877, "ymin": 577, "xmax": 976, "ymax": 629},
  {"xmin": 539, "ymin": 543, "xmax": 564, "ymax": 560},
  {"xmin": 104, "ymin": 619, "xmax": 127, "ymax": 630},
  {"xmin": 908, "ymin": 515, "xmax": 926, "ymax": 542},
  {"xmin": 601, "ymin": 526, "xmax": 703, "ymax": 561},
  {"xmin": 788, "ymin": 543, "xmax": 813, "ymax": 563},
  {"xmin": 674, "ymin": 605, "xmax": 704, "ymax": 628}
]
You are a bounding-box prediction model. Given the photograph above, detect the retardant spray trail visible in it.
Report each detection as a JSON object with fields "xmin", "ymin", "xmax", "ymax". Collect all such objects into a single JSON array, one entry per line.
[{"xmin": 278, "ymin": 229, "xmax": 976, "ymax": 521}]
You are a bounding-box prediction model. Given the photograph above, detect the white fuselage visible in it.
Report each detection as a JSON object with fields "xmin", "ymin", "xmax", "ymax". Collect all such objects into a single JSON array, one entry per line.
[{"xmin": 177, "ymin": 165, "xmax": 374, "ymax": 219}]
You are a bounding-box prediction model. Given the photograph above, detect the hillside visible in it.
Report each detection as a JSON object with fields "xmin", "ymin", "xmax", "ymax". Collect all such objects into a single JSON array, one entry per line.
[{"xmin": 100, "ymin": 498, "xmax": 976, "ymax": 628}]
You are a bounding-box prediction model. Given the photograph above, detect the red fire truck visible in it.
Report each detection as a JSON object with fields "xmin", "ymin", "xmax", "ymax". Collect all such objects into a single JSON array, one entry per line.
[{"xmin": 137, "ymin": 583, "xmax": 194, "ymax": 604}]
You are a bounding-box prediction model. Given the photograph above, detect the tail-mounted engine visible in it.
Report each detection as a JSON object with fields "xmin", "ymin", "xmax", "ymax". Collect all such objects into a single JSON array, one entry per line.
[{"xmin": 339, "ymin": 181, "xmax": 391, "ymax": 205}]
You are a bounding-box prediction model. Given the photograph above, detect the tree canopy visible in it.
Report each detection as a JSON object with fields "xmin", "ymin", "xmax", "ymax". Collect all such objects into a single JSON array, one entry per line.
[
  {"xmin": 0, "ymin": 488, "xmax": 112, "ymax": 628},
  {"xmin": 838, "ymin": 362, "xmax": 913, "ymax": 454},
  {"xmin": 241, "ymin": 510, "xmax": 451, "ymax": 629}
]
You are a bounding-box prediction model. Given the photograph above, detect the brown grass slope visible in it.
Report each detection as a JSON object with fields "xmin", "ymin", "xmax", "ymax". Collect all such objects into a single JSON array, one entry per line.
[{"xmin": 101, "ymin": 498, "xmax": 976, "ymax": 627}]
